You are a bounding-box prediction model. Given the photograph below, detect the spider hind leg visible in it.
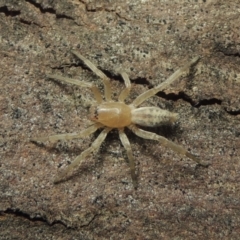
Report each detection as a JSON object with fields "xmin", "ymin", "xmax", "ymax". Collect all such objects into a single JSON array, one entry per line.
[{"xmin": 129, "ymin": 124, "xmax": 208, "ymax": 167}]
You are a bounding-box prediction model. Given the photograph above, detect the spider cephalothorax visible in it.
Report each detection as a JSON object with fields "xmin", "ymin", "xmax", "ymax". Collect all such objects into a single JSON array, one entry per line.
[
  {"xmin": 32, "ymin": 51, "xmax": 207, "ymax": 188},
  {"xmin": 89, "ymin": 102, "xmax": 132, "ymax": 128}
]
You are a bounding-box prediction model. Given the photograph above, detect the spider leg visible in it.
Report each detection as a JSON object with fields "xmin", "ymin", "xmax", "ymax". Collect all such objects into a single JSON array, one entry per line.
[
  {"xmin": 54, "ymin": 127, "xmax": 112, "ymax": 183},
  {"xmin": 132, "ymin": 56, "xmax": 200, "ymax": 107},
  {"xmin": 46, "ymin": 74, "xmax": 102, "ymax": 103},
  {"xmin": 118, "ymin": 129, "xmax": 137, "ymax": 189},
  {"xmin": 118, "ymin": 72, "xmax": 131, "ymax": 102},
  {"xmin": 31, "ymin": 123, "xmax": 102, "ymax": 143},
  {"xmin": 72, "ymin": 51, "xmax": 112, "ymax": 101},
  {"xmin": 129, "ymin": 124, "xmax": 208, "ymax": 166}
]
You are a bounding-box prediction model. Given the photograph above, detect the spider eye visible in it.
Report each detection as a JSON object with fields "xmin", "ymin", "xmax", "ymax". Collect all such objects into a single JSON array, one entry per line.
[{"xmin": 89, "ymin": 106, "xmax": 99, "ymax": 122}]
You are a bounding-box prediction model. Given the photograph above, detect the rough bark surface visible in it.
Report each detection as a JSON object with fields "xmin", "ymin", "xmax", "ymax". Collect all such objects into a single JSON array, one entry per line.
[{"xmin": 0, "ymin": 0, "xmax": 240, "ymax": 239}]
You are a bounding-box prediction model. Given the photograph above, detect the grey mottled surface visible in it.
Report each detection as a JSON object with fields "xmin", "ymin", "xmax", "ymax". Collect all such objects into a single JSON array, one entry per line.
[{"xmin": 0, "ymin": 0, "xmax": 240, "ymax": 239}]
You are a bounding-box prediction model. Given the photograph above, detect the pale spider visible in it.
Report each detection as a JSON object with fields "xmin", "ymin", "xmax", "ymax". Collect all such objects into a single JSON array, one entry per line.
[{"xmin": 32, "ymin": 51, "xmax": 206, "ymax": 188}]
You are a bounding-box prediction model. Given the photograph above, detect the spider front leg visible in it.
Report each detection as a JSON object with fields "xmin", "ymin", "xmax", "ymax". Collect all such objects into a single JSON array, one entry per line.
[
  {"xmin": 31, "ymin": 124, "xmax": 101, "ymax": 143},
  {"xmin": 119, "ymin": 129, "xmax": 137, "ymax": 189},
  {"xmin": 54, "ymin": 127, "xmax": 112, "ymax": 183},
  {"xmin": 118, "ymin": 72, "xmax": 132, "ymax": 102},
  {"xmin": 72, "ymin": 51, "xmax": 112, "ymax": 101},
  {"xmin": 46, "ymin": 74, "xmax": 103, "ymax": 103},
  {"xmin": 129, "ymin": 124, "xmax": 208, "ymax": 167}
]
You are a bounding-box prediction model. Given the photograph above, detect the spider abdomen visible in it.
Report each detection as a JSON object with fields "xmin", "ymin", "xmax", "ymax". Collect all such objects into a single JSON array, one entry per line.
[
  {"xmin": 90, "ymin": 102, "xmax": 132, "ymax": 128},
  {"xmin": 131, "ymin": 107, "xmax": 178, "ymax": 127}
]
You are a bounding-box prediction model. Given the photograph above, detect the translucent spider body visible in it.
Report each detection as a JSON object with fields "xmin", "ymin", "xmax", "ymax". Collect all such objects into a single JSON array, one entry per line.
[{"xmin": 33, "ymin": 51, "xmax": 206, "ymax": 188}]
